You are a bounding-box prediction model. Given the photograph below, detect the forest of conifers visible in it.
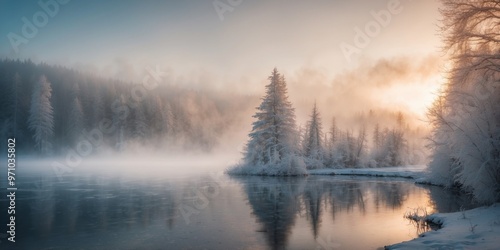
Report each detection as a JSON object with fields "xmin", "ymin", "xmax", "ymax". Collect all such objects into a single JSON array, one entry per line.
[{"xmin": 0, "ymin": 59, "xmax": 254, "ymax": 154}]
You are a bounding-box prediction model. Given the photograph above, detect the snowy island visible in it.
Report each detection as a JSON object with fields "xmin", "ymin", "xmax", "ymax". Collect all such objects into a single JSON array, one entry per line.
[{"xmin": 227, "ymin": 68, "xmax": 414, "ymax": 177}]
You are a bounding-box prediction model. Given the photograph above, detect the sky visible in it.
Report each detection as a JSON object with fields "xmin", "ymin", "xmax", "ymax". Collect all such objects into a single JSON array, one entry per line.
[{"xmin": 0, "ymin": 0, "xmax": 444, "ymax": 121}]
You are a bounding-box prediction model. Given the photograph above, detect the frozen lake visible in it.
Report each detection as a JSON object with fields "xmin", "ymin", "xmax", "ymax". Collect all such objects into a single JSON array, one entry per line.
[{"xmin": 1, "ymin": 169, "xmax": 476, "ymax": 250}]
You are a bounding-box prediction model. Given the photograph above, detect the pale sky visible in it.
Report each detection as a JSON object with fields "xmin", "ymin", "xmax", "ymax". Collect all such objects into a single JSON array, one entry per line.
[{"xmin": 1, "ymin": 0, "xmax": 444, "ymax": 118}]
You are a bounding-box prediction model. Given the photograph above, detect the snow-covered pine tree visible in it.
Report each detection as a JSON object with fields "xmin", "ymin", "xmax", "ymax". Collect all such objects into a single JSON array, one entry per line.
[
  {"xmin": 231, "ymin": 68, "xmax": 306, "ymax": 175},
  {"xmin": 28, "ymin": 75, "xmax": 54, "ymax": 155},
  {"xmin": 369, "ymin": 123, "xmax": 383, "ymax": 167},
  {"xmin": 244, "ymin": 68, "xmax": 298, "ymax": 165},
  {"xmin": 323, "ymin": 117, "xmax": 338, "ymax": 168},
  {"xmin": 303, "ymin": 102, "xmax": 324, "ymax": 169},
  {"xmin": 354, "ymin": 125, "xmax": 367, "ymax": 167}
]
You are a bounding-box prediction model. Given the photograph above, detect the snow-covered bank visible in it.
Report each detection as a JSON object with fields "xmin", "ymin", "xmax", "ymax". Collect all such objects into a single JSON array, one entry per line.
[
  {"xmin": 387, "ymin": 204, "xmax": 500, "ymax": 249},
  {"xmin": 308, "ymin": 165, "xmax": 427, "ymax": 179},
  {"xmin": 226, "ymin": 156, "xmax": 308, "ymax": 176}
]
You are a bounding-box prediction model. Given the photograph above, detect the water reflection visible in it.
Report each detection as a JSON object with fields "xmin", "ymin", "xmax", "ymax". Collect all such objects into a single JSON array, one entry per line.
[
  {"xmin": 243, "ymin": 177, "xmax": 304, "ymax": 249},
  {"xmin": 373, "ymin": 182, "xmax": 409, "ymax": 210},
  {"xmin": 303, "ymin": 179, "xmax": 322, "ymax": 239},
  {"xmin": 425, "ymin": 184, "xmax": 477, "ymax": 212},
  {"xmin": 0, "ymin": 173, "xmax": 477, "ymax": 250},
  {"xmin": 232, "ymin": 176, "xmax": 476, "ymax": 250},
  {"xmin": 3, "ymin": 174, "xmax": 182, "ymax": 249}
]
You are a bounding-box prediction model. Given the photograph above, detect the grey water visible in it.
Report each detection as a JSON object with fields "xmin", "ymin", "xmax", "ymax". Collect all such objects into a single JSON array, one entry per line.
[{"xmin": 0, "ymin": 169, "xmax": 476, "ymax": 250}]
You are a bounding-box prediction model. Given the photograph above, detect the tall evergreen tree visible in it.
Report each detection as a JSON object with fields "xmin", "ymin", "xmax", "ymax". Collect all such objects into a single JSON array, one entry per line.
[
  {"xmin": 28, "ymin": 75, "xmax": 54, "ymax": 154},
  {"xmin": 323, "ymin": 117, "xmax": 337, "ymax": 167},
  {"xmin": 244, "ymin": 68, "xmax": 298, "ymax": 166},
  {"xmin": 303, "ymin": 102, "xmax": 324, "ymax": 169}
]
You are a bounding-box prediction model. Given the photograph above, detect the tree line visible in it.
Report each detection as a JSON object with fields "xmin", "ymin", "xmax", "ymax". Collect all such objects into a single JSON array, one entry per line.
[
  {"xmin": 0, "ymin": 59, "xmax": 252, "ymax": 155},
  {"xmin": 231, "ymin": 68, "xmax": 425, "ymax": 176}
]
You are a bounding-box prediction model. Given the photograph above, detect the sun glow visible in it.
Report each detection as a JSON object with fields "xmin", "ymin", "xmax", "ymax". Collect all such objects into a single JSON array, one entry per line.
[{"xmin": 377, "ymin": 74, "xmax": 444, "ymax": 119}]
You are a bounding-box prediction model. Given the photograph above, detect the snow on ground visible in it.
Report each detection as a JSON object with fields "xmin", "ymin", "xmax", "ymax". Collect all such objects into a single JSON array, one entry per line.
[
  {"xmin": 226, "ymin": 156, "xmax": 308, "ymax": 176},
  {"xmin": 387, "ymin": 204, "xmax": 500, "ymax": 249},
  {"xmin": 308, "ymin": 165, "xmax": 427, "ymax": 179}
]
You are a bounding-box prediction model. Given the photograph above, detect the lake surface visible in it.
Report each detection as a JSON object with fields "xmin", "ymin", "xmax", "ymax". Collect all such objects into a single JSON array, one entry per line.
[{"xmin": 0, "ymin": 169, "xmax": 476, "ymax": 250}]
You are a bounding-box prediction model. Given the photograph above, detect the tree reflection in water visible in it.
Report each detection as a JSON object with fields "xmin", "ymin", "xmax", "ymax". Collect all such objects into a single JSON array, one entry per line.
[
  {"xmin": 240, "ymin": 177, "xmax": 305, "ymax": 250},
  {"xmin": 234, "ymin": 176, "xmax": 477, "ymax": 250}
]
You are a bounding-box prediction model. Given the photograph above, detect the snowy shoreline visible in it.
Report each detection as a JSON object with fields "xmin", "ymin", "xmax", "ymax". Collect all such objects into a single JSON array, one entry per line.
[
  {"xmin": 386, "ymin": 204, "xmax": 500, "ymax": 249},
  {"xmin": 308, "ymin": 165, "xmax": 427, "ymax": 179}
]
